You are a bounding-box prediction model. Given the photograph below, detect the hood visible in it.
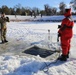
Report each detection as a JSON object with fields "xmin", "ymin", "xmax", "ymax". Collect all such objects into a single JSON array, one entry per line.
[{"xmin": 64, "ymin": 8, "xmax": 72, "ymax": 17}]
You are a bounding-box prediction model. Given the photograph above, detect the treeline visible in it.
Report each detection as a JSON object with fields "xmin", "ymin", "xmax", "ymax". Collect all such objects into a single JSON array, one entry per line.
[
  {"xmin": 0, "ymin": 0, "xmax": 76, "ymax": 16},
  {"xmin": 0, "ymin": 4, "xmax": 57, "ymax": 16}
]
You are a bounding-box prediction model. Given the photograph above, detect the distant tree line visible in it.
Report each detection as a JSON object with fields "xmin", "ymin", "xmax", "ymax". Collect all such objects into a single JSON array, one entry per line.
[{"xmin": 0, "ymin": 0, "xmax": 76, "ymax": 16}]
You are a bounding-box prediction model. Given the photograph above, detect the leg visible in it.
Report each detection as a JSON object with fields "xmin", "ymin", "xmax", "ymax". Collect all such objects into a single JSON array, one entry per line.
[
  {"xmin": 68, "ymin": 39, "xmax": 71, "ymax": 52},
  {"xmin": 61, "ymin": 36, "xmax": 69, "ymax": 56},
  {"xmin": 4, "ymin": 28, "xmax": 8, "ymax": 42},
  {"xmin": 67, "ymin": 39, "xmax": 71, "ymax": 58},
  {"xmin": 4, "ymin": 28, "xmax": 7, "ymax": 40},
  {"xmin": 1, "ymin": 29, "xmax": 5, "ymax": 43},
  {"xmin": 58, "ymin": 36, "xmax": 69, "ymax": 61}
]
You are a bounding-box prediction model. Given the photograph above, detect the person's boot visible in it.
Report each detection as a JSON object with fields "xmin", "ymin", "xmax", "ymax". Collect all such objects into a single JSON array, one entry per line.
[
  {"xmin": 57, "ymin": 54, "xmax": 67, "ymax": 61},
  {"xmin": 67, "ymin": 52, "xmax": 69, "ymax": 58},
  {"xmin": 1, "ymin": 40, "xmax": 5, "ymax": 44},
  {"xmin": 4, "ymin": 40, "xmax": 8, "ymax": 43}
]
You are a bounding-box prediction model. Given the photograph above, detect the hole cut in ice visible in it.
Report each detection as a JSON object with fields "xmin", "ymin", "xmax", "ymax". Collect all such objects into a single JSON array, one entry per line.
[{"xmin": 23, "ymin": 45, "xmax": 56, "ymax": 58}]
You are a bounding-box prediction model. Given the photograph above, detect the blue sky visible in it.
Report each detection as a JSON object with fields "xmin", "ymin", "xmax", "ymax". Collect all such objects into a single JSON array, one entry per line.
[{"xmin": 0, "ymin": 0, "xmax": 71, "ymax": 9}]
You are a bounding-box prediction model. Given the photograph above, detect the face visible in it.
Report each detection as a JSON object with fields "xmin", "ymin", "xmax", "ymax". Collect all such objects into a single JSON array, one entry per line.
[
  {"xmin": 1, "ymin": 13, "xmax": 5, "ymax": 17},
  {"xmin": 65, "ymin": 9, "xmax": 70, "ymax": 13}
]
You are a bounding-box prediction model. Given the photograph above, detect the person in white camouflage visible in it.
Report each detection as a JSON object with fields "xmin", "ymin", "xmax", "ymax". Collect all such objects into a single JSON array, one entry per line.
[{"xmin": 0, "ymin": 12, "xmax": 9, "ymax": 43}]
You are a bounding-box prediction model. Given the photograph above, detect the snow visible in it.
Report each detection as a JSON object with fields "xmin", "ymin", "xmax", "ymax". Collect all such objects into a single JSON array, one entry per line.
[
  {"xmin": 0, "ymin": 55, "xmax": 76, "ymax": 75},
  {"xmin": 0, "ymin": 16, "xmax": 76, "ymax": 75},
  {"xmin": 6, "ymin": 15, "xmax": 76, "ymax": 21}
]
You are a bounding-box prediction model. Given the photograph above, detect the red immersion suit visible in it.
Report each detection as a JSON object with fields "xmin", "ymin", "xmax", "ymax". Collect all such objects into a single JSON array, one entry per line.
[{"xmin": 58, "ymin": 8, "xmax": 74, "ymax": 55}]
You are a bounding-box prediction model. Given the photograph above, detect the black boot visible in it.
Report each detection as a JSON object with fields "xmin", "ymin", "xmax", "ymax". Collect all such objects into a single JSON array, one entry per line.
[
  {"xmin": 57, "ymin": 55, "xmax": 67, "ymax": 61},
  {"xmin": 1, "ymin": 40, "xmax": 5, "ymax": 44},
  {"xmin": 67, "ymin": 52, "xmax": 69, "ymax": 58},
  {"xmin": 4, "ymin": 40, "xmax": 8, "ymax": 42}
]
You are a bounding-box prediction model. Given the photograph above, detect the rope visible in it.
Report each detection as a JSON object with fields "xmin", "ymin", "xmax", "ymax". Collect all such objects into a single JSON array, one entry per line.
[
  {"xmin": 40, "ymin": 36, "xmax": 61, "ymax": 72},
  {"xmin": 40, "ymin": 50, "xmax": 61, "ymax": 72}
]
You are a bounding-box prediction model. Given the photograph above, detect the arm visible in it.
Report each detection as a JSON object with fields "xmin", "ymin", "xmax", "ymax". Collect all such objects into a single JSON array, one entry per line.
[
  {"xmin": 58, "ymin": 18, "xmax": 68, "ymax": 34},
  {"xmin": 60, "ymin": 24, "xmax": 67, "ymax": 31},
  {"xmin": 57, "ymin": 22, "xmax": 67, "ymax": 42},
  {"xmin": 3, "ymin": 17, "xmax": 10, "ymax": 22},
  {"xmin": 6, "ymin": 17, "xmax": 10, "ymax": 22},
  {"xmin": 0, "ymin": 18, "xmax": 2, "ymax": 23}
]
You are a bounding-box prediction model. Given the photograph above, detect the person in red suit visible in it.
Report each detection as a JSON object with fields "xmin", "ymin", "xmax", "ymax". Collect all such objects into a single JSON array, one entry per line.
[{"xmin": 58, "ymin": 8, "xmax": 74, "ymax": 61}]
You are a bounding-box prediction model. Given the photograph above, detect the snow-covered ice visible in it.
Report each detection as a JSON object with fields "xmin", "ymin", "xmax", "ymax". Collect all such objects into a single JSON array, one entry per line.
[
  {"xmin": 0, "ymin": 16, "xmax": 76, "ymax": 75},
  {"xmin": 0, "ymin": 55, "xmax": 76, "ymax": 75}
]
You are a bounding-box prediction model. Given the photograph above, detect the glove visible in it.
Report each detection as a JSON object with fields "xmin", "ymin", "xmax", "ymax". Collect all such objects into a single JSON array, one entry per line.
[
  {"xmin": 58, "ymin": 33, "xmax": 61, "ymax": 37},
  {"xmin": 57, "ymin": 33, "xmax": 61, "ymax": 42},
  {"xmin": 6, "ymin": 17, "xmax": 10, "ymax": 22}
]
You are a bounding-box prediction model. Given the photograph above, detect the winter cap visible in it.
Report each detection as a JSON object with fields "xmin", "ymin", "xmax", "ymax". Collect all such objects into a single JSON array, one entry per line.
[{"xmin": 1, "ymin": 12, "xmax": 5, "ymax": 14}]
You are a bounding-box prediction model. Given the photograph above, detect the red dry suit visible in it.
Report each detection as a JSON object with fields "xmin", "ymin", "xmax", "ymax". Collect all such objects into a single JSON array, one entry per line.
[{"xmin": 58, "ymin": 8, "xmax": 74, "ymax": 55}]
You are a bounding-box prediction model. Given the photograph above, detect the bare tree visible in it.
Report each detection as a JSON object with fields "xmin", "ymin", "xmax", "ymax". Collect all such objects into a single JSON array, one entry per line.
[
  {"xmin": 40, "ymin": 10, "xmax": 46, "ymax": 16},
  {"xmin": 59, "ymin": 2, "xmax": 66, "ymax": 15},
  {"xmin": 14, "ymin": 3, "xmax": 22, "ymax": 17},
  {"xmin": 32, "ymin": 7, "xmax": 40, "ymax": 18},
  {"xmin": 44, "ymin": 4, "xmax": 57, "ymax": 15},
  {"xmin": 51, "ymin": 7, "xmax": 57, "ymax": 15},
  {"xmin": 70, "ymin": 0, "xmax": 76, "ymax": 10},
  {"xmin": 44, "ymin": 4, "xmax": 50, "ymax": 15}
]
